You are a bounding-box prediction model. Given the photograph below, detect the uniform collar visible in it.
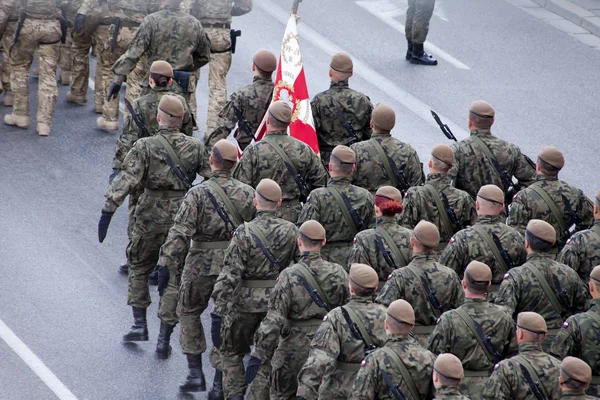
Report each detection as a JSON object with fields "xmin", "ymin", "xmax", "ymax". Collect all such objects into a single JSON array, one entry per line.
[
  {"xmin": 330, "ymin": 80, "xmax": 349, "ymax": 88},
  {"xmin": 253, "ymin": 75, "xmax": 272, "ymax": 83},
  {"xmin": 376, "ymin": 216, "xmax": 399, "ymax": 226},
  {"xmin": 589, "ymin": 298, "xmax": 600, "ymax": 310},
  {"xmin": 518, "ymin": 341, "xmax": 544, "ymax": 354},
  {"xmin": 426, "ymin": 173, "xmax": 451, "ymax": 184},
  {"xmin": 470, "ymin": 129, "xmax": 492, "ymax": 136},
  {"xmin": 209, "ymin": 170, "xmax": 232, "ymax": 179},
  {"xmin": 349, "ymin": 295, "xmax": 373, "ymax": 304},
  {"xmin": 385, "ymin": 333, "xmax": 413, "ymax": 345},
  {"xmin": 256, "ymin": 210, "xmax": 277, "ymax": 218},
  {"xmin": 476, "ymin": 214, "xmax": 504, "ymax": 224},
  {"xmin": 157, "ymin": 126, "xmax": 181, "ymax": 135},
  {"xmin": 266, "ymin": 129, "xmax": 288, "ymax": 136},
  {"xmin": 410, "ymin": 252, "xmax": 437, "ymax": 262},
  {"xmin": 153, "ymin": 85, "xmax": 171, "ymax": 92},
  {"xmin": 538, "ymin": 174, "xmax": 559, "ymax": 181},
  {"xmin": 300, "ymin": 251, "xmax": 322, "ymax": 262},
  {"xmin": 464, "ymin": 298, "xmax": 487, "ymax": 304},
  {"xmin": 434, "ymin": 386, "xmax": 464, "ymax": 396},
  {"xmin": 328, "ymin": 176, "xmax": 351, "ymax": 186},
  {"xmin": 526, "ymin": 252, "xmax": 553, "ymax": 261}
]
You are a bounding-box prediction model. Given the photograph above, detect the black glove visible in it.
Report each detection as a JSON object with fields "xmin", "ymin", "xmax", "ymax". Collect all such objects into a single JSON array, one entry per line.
[
  {"xmin": 157, "ymin": 266, "xmax": 169, "ymax": 296},
  {"xmin": 107, "ymin": 82, "xmax": 121, "ymax": 101},
  {"xmin": 74, "ymin": 13, "xmax": 86, "ymax": 34},
  {"xmin": 108, "ymin": 168, "xmax": 119, "ymax": 185},
  {"xmin": 244, "ymin": 356, "xmax": 262, "ymax": 386},
  {"xmin": 98, "ymin": 211, "xmax": 114, "ymax": 243},
  {"xmin": 210, "ymin": 313, "xmax": 222, "ymax": 348}
]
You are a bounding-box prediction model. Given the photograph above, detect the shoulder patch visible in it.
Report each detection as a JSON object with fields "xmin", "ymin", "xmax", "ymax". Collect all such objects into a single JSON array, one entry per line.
[
  {"xmin": 361, "ymin": 359, "xmax": 366, "ymax": 367},
  {"xmin": 512, "ymin": 194, "xmax": 518, "ymax": 201},
  {"xmin": 306, "ymin": 196, "xmax": 311, "ymax": 202},
  {"xmin": 436, "ymin": 317, "xmax": 441, "ymax": 325},
  {"xmin": 353, "ymin": 237, "xmax": 357, "ymax": 244},
  {"xmin": 562, "ymin": 321, "xmax": 569, "ymax": 329},
  {"xmin": 503, "ymin": 273, "xmax": 509, "ymax": 279},
  {"xmin": 404, "ymin": 192, "xmax": 408, "ymax": 199},
  {"xmin": 494, "ymin": 363, "xmax": 500, "ymax": 370},
  {"xmin": 449, "ymin": 236, "xmax": 456, "ymax": 243},
  {"xmin": 323, "ymin": 315, "xmax": 328, "ymax": 322},
  {"xmin": 387, "ymin": 274, "xmax": 392, "ymax": 281},
  {"xmin": 566, "ymin": 238, "xmax": 571, "ymax": 245}
]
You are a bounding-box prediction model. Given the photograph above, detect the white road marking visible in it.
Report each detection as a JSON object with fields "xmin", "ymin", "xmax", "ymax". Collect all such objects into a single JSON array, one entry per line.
[
  {"xmin": 88, "ymin": 78, "xmax": 125, "ymax": 113},
  {"xmin": 0, "ymin": 318, "xmax": 78, "ymax": 400}
]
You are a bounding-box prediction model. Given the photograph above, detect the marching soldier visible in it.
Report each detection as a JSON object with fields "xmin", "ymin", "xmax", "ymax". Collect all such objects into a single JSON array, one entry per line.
[
  {"xmin": 0, "ymin": 0, "xmax": 19, "ymax": 107},
  {"xmin": 432, "ymin": 353, "xmax": 470, "ymax": 400},
  {"xmin": 57, "ymin": 0, "xmax": 85, "ymax": 86},
  {"xmin": 559, "ymin": 357, "xmax": 595, "ymax": 399},
  {"xmin": 405, "ymin": 0, "xmax": 438, "ymax": 65}
]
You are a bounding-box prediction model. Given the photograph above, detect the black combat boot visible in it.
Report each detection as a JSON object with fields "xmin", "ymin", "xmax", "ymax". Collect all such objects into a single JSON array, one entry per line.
[
  {"xmin": 122, "ymin": 307, "xmax": 149, "ymax": 342},
  {"xmin": 155, "ymin": 321, "xmax": 174, "ymax": 359},
  {"xmin": 118, "ymin": 262, "xmax": 129, "ymax": 274},
  {"xmin": 148, "ymin": 265, "xmax": 159, "ymax": 286},
  {"xmin": 207, "ymin": 369, "xmax": 224, "ymax": 400},
  {"xmin": 179, "ymin": 354, "xmax": 206, "ymax": 393},
  {"xmin": 406, "ymin": 40, "xmax": 413, "ymax": 60},
  {"xmin": 410, "ymin": 43, "xmax": 438, "ymax": 66}
]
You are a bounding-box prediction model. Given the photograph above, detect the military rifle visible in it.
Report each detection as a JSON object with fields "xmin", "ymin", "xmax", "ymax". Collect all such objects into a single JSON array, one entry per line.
[
  {"xmin": 552, "ymin": 274, "xmax": 573, "ymax": 315},
  {"xmin": 419, "ymin": 275, "xmax": 443, "ymax": 313},
  {"xmin": 441, "ymin": 192, "xmax": 461, "ymax": 229},
  {"xmin": 561, "ymin": 194, "xmax": 585, "ymax": 235},
  {"xmin": 375, "ymin": 234, "xmax": 396, "ymax": 270},
  {"xmin": 334, "ymin": 105, "xmax": 361, "ymax": 144},
  {"xmin": 431, "ymin": 110, "xmax": 457, "ymax": 142},
  {"xmin": 491, "ymin": 232, "xmax": 516, "ymax": 269},
  {"xmin": 111, "ymin": 17, "xmax": 121, "ymax": 53},
  {"xmin": 248, "ymin": 231, "xmax": 281, "ymax": 266},
  {"xmin": 519, "ymin": 364, "xmax": 548, "ymax": 400},
  {"xmin": 387, "ymin": 156, "xmax": 410, "ymax": 195},
  {"xmin": 341, "ymin": 192, "xmax": 366, "ymax": 231},
  {"xmin": 473, "ymin": 318, "xmax": 502, "ymax": 363},
  {"xmin": 297, "ymin": 276, "xmax": 330, "ymax": 311},
  {"xmin": 340, "ymin": 307, "xmax": 377, "ymax": 356},
  {"xmin": 203, "ymin": 189, "xmax": 238, "ymax": 236},
  {"xmin": 381, "ymin": 371, "xmax": 407, "ymax": 400},
  {"xmin": 230, "ymin": 29, "xmax": 241, "ymax": 54},
  {"xmin": 232, "ymin": 104, "xmax": 257, "ymax": 142}
]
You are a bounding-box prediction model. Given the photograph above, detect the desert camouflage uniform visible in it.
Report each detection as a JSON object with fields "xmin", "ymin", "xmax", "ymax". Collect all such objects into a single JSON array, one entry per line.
[
  {"xmin": 58, "ymin": 0, "xmax": 84, "ymax": 84},
  {"xmin": 556, "ymin": 220, "xmax": 600, "ymax": 283},
  {"xmin": 0, "ymin": 0, "xmax": 19, "ymax": 99},
  {"xmin": 433, "ymin": 386, "xmax": 470, "ymax": 400}
]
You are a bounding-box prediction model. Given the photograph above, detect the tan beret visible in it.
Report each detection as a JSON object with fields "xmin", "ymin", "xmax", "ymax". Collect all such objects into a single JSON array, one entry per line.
[
  {"xmin": 372, "ymin": 103, "xmax": 396, "ymax": 131},
  {"xmin": 477, "ymin": 184, "xmax": 504, "ymax": 205},
  {"xmin": 158, "ymin": 94, "xmax": 184, "ymax": 118},
  {"xmin": 299, "ymin": 220, "xmax": 326, "ymax": 241},
  {"xmin": 330, "ymin": 52, "xmax": 353, "ymax": 73},
  {"xmin": 526, "ymin": 219, "xmax": 556, "ymax": 245},
  {"xmin": 590, "ymin": 265, "xmax": 600, "ymax": 284},
  {"xmin": 331, "ymin": 145, "xmax": 355, "ymax": 164},
  {"xmin": 561, "ymin": 357, "xmax": 592, "ymax": 384},
  {"xmin": 431, "ymin": 144, "xmax": 454, "ymax": 167},
  {"xmin": 376, "ymin": 186, "xmax": 402, "ymax": 203},
  {"xmin": 387, "ymin": 299, "xmax": 415, "ymax": 326},
  {"xmin": 434, "ymin": 353, "xmax": 464, "ymax": 381},
  {"xmin": 253, "ymin": 49, "xmax": 277, "ymax": 73},
  {"xmin": 538, "ymin": 146, "xmax": 565, "ymax": 170},
  {"xmin": 349, "ymin": 263, "xmax": 379, "ymax": 290},
  {"xmin": 517, "ymin": 311, "xmax": 547, "ymax": 334},
  {"xmin": 150, "ymin": 60, "xmax": 174, "ymax": 78},
  {"xmin": 213, "ymin": 139, "xmax": 238, "ymax": 163},
  {"xmin": 256, "ymin": 178, "xmax": 281, "ymax": 203},
  {"xmin": 268, "ymin": 101, "xmax": 292, "ymax": 125},
  {"xmin": 413, "ymin": 220, "xmax": 440, "ymax": 248},
  {"xmin": 464, "ymin": 261, "xmax": 492, "ymax": 289},
  {"xmin": 469, "ymin": 100, "xmax": 495, "ymax": 118}
]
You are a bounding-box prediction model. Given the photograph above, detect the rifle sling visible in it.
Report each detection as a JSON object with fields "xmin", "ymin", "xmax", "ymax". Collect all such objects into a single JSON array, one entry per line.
[
  {"xmin": 371, "ymin": 139, "xmax": 399, "ymax": 189},
  {"xmin": 380, "ymin": 346, "xmax": 421, "ymax": 400},
  {"xmin": 261, "ymin": 135, "xmax": 303, "ymax": 188},
  {"xmin": 295, "ymin": 263, "xmax": 333, "ymax": 311},
  {"xmin": 529, "ymin": 184, "xmax": 568, "ymax": 236},
  {"xmin": 342, "ymin": 306, "xmax": 374, "ymax": 348},
  {"xmin": 376, "ymin": 226, "xmax": 408, "ymax": 267},
  {"xmin": 469, "ymin": 136, "xmax": 507, "ymax": 188},
  {"xmin": 244, "ymin": 222, "xmax": 277, "ymax": 266},
  {"xmin": 454, "ymin": 308, "xmax": 495, "ymax": 364},
  {"xmin": 204, "ymin": 180, "xmax": 243, "ymax": 227},
  {"xmin": 471, "ymin": 225, "xmax": 509, "ymax": 276},
  {"xmin": 515, "ymin": 355, "xmax": 550, "ymax": 399},
  {"xmin": 424, "ymin": 184, "xmax": 453, "ymax": 241},
  {"xmin": 154, "ymin": 134, "xmax": 192, "ymax": 179},
  {"xmin": 524, "ymin": 263, "xmax": 564, "ymax": 317},
  {"xmin": 329, "ymin": 186, "xmax": 359, "ymax": 237},
  {"xmin": 405, "ymin": 265, "xmax": 441, "ymax": 318}
]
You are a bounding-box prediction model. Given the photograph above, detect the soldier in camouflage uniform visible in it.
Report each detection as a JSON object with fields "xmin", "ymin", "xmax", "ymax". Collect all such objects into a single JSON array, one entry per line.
[
  {"xmin": 349, "ymin": 299, "xmax": 436, "ymax": 400},
  {"xmin": 97, "ymin": 95, "xmax": 209, "ymax": 342},
  {"xmin": 400, "ymin": 144, "xmax": 476, "ymax": 251},
  {"xmin": 211, "ymin": 179, "xmax": 300, "ymax": 400},
  {"xmin": 348, "ymin": 186, "xmax": 413, "ymax": 285},
  {"xmin": 297, "ymin": 263, "xmax": 387, "ymax": 400},
  {"xmin": 57, "ymin": 0, "xmax": 84, "ymax": 86},
  {"xmin": 233, "ymin": 101, "xmax": 328, "ymax": 223},
  {"xmin": 205, "ymin": 49, "xmax": 277, "ymax": 150},
  {"xmin": 559, "ymin": 357, "xmax": 596, "ymax": 400},
  {"xmin": 432, "ymin": 353, "xmax": 470, "ymax": 400},
  {"xmin": 551, "ymin": 265, "xmax": 600, "ymax": 397},
  {"xmin": 351, "ymin": 102, "xmax": 423, "ymax": 195},
  {"xmin": 0, "ymin": 0, "xmax": 19, "ymax": 107},
  {"xmin": 297, "ymin": 145, "xmax": 375, "ymax": 267},
  {"xmin": 428, "ymin": 261, "xmax": 517, "ymax": 399},
  {"xmin": 311, "ymin": 53, "xmax": 373, "ymax": 166},
  {"xmin": 405, "ymin": 0, "xmax": 438, "ymax": 65},
  {"xmin": 245, "ymin": 220, "xmax": 350, "ymax": 399},
  {"xmin": 482, "ymin": 312, "xmax": 561, "ymax": 400},
  {"xmin": 376, "ymin": 221, "xmax": 464, "ymax": 346}
]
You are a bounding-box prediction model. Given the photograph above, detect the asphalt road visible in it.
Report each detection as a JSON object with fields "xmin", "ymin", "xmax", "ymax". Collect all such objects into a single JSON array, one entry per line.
[{"xmin": 1, "ymin": 0, "xmax": 599, "ymax": 399}]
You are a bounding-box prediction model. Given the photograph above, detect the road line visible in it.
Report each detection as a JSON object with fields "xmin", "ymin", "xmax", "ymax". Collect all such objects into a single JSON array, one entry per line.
[
  {"xmin": 88, "ymin": 78, "xmax": 125, "ymax": 113},
  {"xmin": 0, "ymin": 318, "xmax": 78, "ymax": 400}
]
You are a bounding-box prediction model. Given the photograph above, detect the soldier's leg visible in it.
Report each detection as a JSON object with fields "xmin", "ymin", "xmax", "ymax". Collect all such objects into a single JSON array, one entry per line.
[
  {"xmin": 205, "ymin": 27, "xmax": 232, "ymax": 134},
  {"xmin": 36, "ymin": 40, "xmax": 61, "ymax": 136},
  {"xmin": 1, "ymin": 23, "xmax": 17, "ymax": 104},
  {"xmin": 409, "ymin": 0, "xmax": 437, "ymax": 65},
  {"xmin": 58, "ymin": 27, "xmax": 73, "ymax": 85},
  {"xmin": 405, "ymin": 0, "xmax": 417, "ymax": 48},
  {"xmin": 246, "ymin": 361, "xmax": 271, "ymax": 400},
  {"xmin": 92, "ymin": 27, "xmax": 106, "ymax": 113},
  {"xmin": 188, "ymin": 70, "xmax": 199, "ymax": 126},
  {"xmin": 67, "ymin": 30, "xmax": 93, "ymax": 104},
  {"xmin": 124, "ymin": 54, "xmax": 147, "ymax": 119},
  {"xmin": 269, "ymin": 335, "xmax": 311, "ymax": 400}
]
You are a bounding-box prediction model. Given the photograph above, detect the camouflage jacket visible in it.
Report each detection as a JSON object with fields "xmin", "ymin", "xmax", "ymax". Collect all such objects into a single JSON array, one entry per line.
[
  {"xmin": 347, "ymin": 216, "xmax": 413, "ymax": 282},
  {"xmin": 482, "ymin": 342, "xmax": 561, "ymax": 400},
  {"xmin": 17, "ymin": 0, "xmax": 61, "ymax": 18},
  {"xmin": 297, "ymin": 296, "xmax": 387, "ymax": 400},
  {"xmin": 349, "ymin": 334, "xmax": 436, "ymax": 400},
  {"xmin": 351, "ymin": 134, "xmax": 424, "ymax": 194},
  {"xmin": 112, "ymin": 7, "xmax": 210, "ymax": 84},
  {"xmin": 439, "ymin": 215, "xmax": 526, "ymax": 284},
  {"xmin": 433, "ymin": 386, "xmax": 470, "ymax": 400},
  {"xmin": 156, "ymin": 170, "xmax": 255, "ymax": 276},
  {"xmin": 449, "ymin": 129, "xmax": 537, "ymax": 199},
  {"xmin": 399, "ymin": 173, "xmax": 477, "ymax": 246},
  {"xmin": 182, "ymin": 0, "xmax": 252, "ymax": 24},
  {"xmin": 376, "ymin": 253, "xmax": 464, "ymax": 325},
  {"xmin": 212, "ymin": 210, "xmax": 300, "ymax": 315},
  {"xmin": 58, "ymin": 0, "xmax": 84, "ymax": 22},
  {"xmin": 559, "ymin": 392, "xmax": 597, "ymax": 399},
  {"xmin": 113, "ymin": 87, "xmax": 193, "ymax": 169},
  {"xmin": 0, "ymin": 0, "xmax": 18, "ymax": 37},
  {"xmin": 557, "ymin": 219, "xmax": 600, "ymax": 283},
  {"xmin": 251, "ymin": 251, "xmax": 350, "ymax": 362},
  {"xmin": 106, "ymin": 0, "xmax": 161, "ymax": 24},
  {"xmin": 494, "ymin": 253, "xmax": 591, "ymax": 330},
  {"xmin": 205, "ymin": 76, "xmax": 273, "ymax": 149}
]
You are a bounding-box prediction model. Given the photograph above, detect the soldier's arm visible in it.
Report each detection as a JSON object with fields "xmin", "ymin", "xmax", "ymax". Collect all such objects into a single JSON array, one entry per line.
[
  {"xmin": 195, "ymin": 142, "xmax": 211, "ymax": 179},
  {"xmin": 0, "ymin": 0, "xmax": 17, "ymax": 37},
  {"xmin": 360, "ymin": 99, "xmax": 373, "ymax": 141},
  {"xmin": 112, "ymin": 19, "xmax": 152, "ymax": 84},
  {"xmin": 439, "ymin": 234, "xmax": 467, "ymax": 277},
  {"xmin": 231, "ymin": 0, "xmax": 252, "ymax": 16},
  {"xmin": 577, "ymin": 194, "xmax": 594, "ymax": 231},
  {"xmin": 549, "ymin": 317, "xmax": 577, "ymax": 359},
  {"xmin": 506, "ymin": 193, "xmax": 528, "ymax": 236},
  {"xmin": 102, "ymin": 143, "xmax": 146, "ymax": 213},
  {"xmin": 112, "ymin": 101, "xmax": 143, "ymax": 169},
  {"xmin": 556, "ymin": 238, "xmax": 585, "ymax": 280},
  {"xmin": 448, "ymin": 143, "xmax": 460, "ymax": 183},
  {"xmin": 398, "ymin": 189, "xmax": 418, "ymax": 229},
  {"xmin": 406, "ymin": 148, "xmax": 425, "ymax": 187},
  {"xmin": 212, "ymin": 227, "xmax": 247, "ymax": 316},
  {"xmin": 481, "ymin": 361, "xmax": 514, "ymax": 400},
  {"xmin": 232, "ymin": 146, "xmax": 256, "ymax": 186},
  {"xmin": 375, "ymin": 273, "xmax": 403, "ymax": 307},
  {"xmin": 191, "ymin": 28, "xmax": 211, "ymax": 71},
  {"xmin": 180, "ymin": 97, "xmax": 194, "ymax": 136},
  {"xmin": 570, "ymin": 269, "xmax": 592, "ymax": 313},
  {"xmin": 493, "ymin": 273, "xmax": 519, "ymax": 317},
  {"xmin": 465, "ymin": 196, "xmax": 477, "ymax": 227},
  {"xmin": 347, "ymin": 235, "xmax": 370, "ymax": 267},
  {"xmin": 306, "ymin": 150, "xmax": 328, "ymax": 190},
  {"xmin": 513, "ymin": 148, "xmax": 537, "ymax": 188},
  {"xmin": 427, "ymin": 312, "xmax": 452, "ymax": 355},
  {"xmin": 204, "ymin": 95, "xmax": 238, "ymax": 147},
  {"xmin": 450, "ymin": 271, "xmax": 465, "ymax": 308},
  {"xmin": 348, "ymin": 353, "xmax": 378, "ymax": 400},
  {"xmin": 364, "ymin": 192, "xmax": 376, "ymax": 229},
  {"xmin": 296, "ymin": 192, "xmax": 320, "ymax": 226},
  {"xmin": 310, "ymin": 97, "xmax": 322, "ymax": 134}
]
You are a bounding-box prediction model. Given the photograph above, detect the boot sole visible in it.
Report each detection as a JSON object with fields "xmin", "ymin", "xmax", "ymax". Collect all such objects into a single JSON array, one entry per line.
[
  {"xmin": 410, "ymin": 59, "xmax": 438, "ymax": 66},
  {"xmin": 122, "ymin": 335, "xmax": 149, "ymax": 342},
  {"xmin": 179, "ymin": 385, "xmax": 206, "ymax": 393}
]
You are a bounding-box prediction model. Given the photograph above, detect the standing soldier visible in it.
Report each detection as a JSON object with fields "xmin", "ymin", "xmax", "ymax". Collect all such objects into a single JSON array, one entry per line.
[
  {"xmin": 559, "ymin": 357, "xmax": 595, "ymax": 400},
  {"xmin": 428, "ymin": 261, "xmax": 517, "ymax": 399},
  {"xmin": 351, "ymin": 102, "xmax": 423, "ymax": 195},
  {"xmin": 297, "ymin": 263, "xmax": 387, "ymax": 400},
  {"xmin": 57, "ymin": 0, "xmax": 84, "ymax": 86},
  {"xmin": 311, "ymin": 53, "xmax": 373, "ymax": 166},
  {"xmin": 348, "ymin": 186, "xmax": 412, "ymax": 285},
  {"xmin": 432, "ymin": 353, "xmax": 469, "ymax": 400},
  {"xmin": 0, "ymin": 0, "xmax": 19, "ymax": 107},
  {"xmin": 211, "ymin": 179, "xmax": 300, "ymax": 400},
  {"xmin": 297, "ymin": 145, "xmax": 375, "ymax": 267},
  {"xmin": 233, "ymin": 101, "xmax": 328, "ymax": 223},
  {"xmin": 97, "ymin": 95, "xmax": 209, "ymax": 342},
  {"xmin": 376, "ymin": 221, "xmax": 464, "ymax": 346},
  {"xmin": 494, "ymin": 220, "xmax": 590, "ymax": 351},
  {"xmin": 204, "ymin": 49, "xmax": 277, "ymax": 150},
  {"xmin": 349, "ymin": 300, "xmax": 436, "ymax": 400},
  {"xmin": 405, "ymin": 0, "xmax": 437, "ymax": 65},
  {"xmin": 482, "ymin": 312, "xmax": 561, "ymax": 400},
  {"xmin": 245, "ymin": 220, "xmax": 350, "ymax": 399},
  {"xmin": 400, "ymin": 144, "xmax": 476, "ymax": 251}
]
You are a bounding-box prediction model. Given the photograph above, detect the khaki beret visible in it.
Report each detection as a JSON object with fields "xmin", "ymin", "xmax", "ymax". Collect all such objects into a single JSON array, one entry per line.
[
  {"xmin": 330, "ymin": 52, "xmax": 353, "ymax": 73},
  {"xmin": 526, "ymin": 219, "xmax": 556, "ymax": 245},
  {"xmin": 256, "ymin": 178, "xmax": 281, "ymax": 203},
  {"xmin": 538, "ymin": 146, "xmax": 565, "ymax": 170},
  {"xmin": 331, "ymin": 145, "xmax": 355, "ymax": 164},
  {"xmin": 150, "ymin": 60, "xmax": 174, "ymax": 78},
  {"xmin": 464, "ymin": 261, "xmax": 492, "ymax": 289},
  {"xmin": 158, "ymin": 95, "xmax": 184, "ymax": 118},
  {"xmin": 517, "ymin": 311, "xmax": 547, "ymax": 334},
  {"xmin": 387, "ymin": 299, "xmax": 415, "ymax": 326},
  {"xmin": 561, "ymin": 357, "xmax": 592, "ymax": 384},
  {"xmin": 213, "ymin": 139, "xmax": 238, "ymax": 163},
  {"xmin": 431, "ymin": 144, "xmax": 454, "ymax": 167},
  {"xmin": 299, "ymin": 220, "xmax": 326, "ymax": 241},
  {"xmin": 253, "ymin": 49, "xmax": 277, "ymax": 73},
  {"xmin": 372, "ymin": 103, "xmax": 396, "ymax": 131},
  {"xmin": 268, "ymin": 101, "xmax": 292, "ymax": 125},
  {"xmin": 434, "ymin": 353, "xmax": 464, "ymax": 381},
  {"xmin": 590, "ymin": 265, "xmax": 600, "ymax": 284},
  {"xmin": 376, "ymin": 186, "xmax": 403, "ymax": 203},
  {"xmin": 469, "ymin": 100, "xmax": 495, "ymax": 118},
  {"xmin": 349, "ymin": 263, "xmax": 379, "ymax": 290},
  {"xmin": 413, "ymin": 220, "xmax": 440, "ymax": 248},
  {"xmin": 477, "ymin": 184, "xmax": 504, "ymax": 205}
]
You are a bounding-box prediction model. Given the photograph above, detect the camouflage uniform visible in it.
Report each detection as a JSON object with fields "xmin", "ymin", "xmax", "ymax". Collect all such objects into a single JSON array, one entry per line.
[
  {"xmin": 232, "ymin": 130, "xmax": 329, "ymax": 223},
  {"xmin": 250, "ymin": 251, "xmax": 350, "ymax": 399},
  {"xmin": 482, "ymin": 341, "xmax": 561, "ymax": 400},
  {"xmin": 433, "ymin": 387, "xmax": 470, "ymax": 399},
  {"xmin": 349, "ymin": 334, "xmax": 436, "ymax": 400},
  {"xmin": 406, "ymin": 0, "xmax": 436, "ymax": 45},
  {"xmin": 556, "ymin": 220, "xmax": 600, "ymax": 283},
  {"xmin": 0, "ymin": 0, "xmax": 19, "ymax": 100},
  {"xmin": 58, "ymin": 0, "xmax": 84, "ymax": 84},
  {"xmin": 297, "ymin": 295, "xmax": 387, "ymax": 400},
  {"xmin": 560, "ymin": 393, "xmax": 597, "ymax": 399},
  {"xmin": 428, "ymin": 298, "xmax": 517, "ymax": 399},
  {"xmin": 297, "ymin": 177, "xmax": 375, "ymax": 267},
  {"xmin": 212, "ymin": 210, "xmax": 300, "ymax": 399},
  {"xmin": 311, "ymin": 80, "xmax": 373, "ymax": 165}
]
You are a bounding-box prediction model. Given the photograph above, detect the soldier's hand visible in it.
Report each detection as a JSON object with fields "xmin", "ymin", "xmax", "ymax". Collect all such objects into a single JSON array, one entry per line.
[
  {"xmin": 98, "ymin": 211, "xmax": 114, "ymax": 243},
  {"xmin": 107, "ymin": 83, "xmax": 121, "ymax": 101},
  {"xmin": 74, "ymin": 13, "xmax": 86, "ymax": 34},
  {"xmin": 210, "ymin": 313, "xmax": 222, "ymax": 348},
  {"xmin": 244, "ymin": 356, "xmax": 261, "ymax": 385},
  {"xmin": 157, "ymin": 266, "xmax": 169, "ymax": 296},
  {"xmin": 108, "ymin": 168, "xmax": 119, "ymax": 185}
]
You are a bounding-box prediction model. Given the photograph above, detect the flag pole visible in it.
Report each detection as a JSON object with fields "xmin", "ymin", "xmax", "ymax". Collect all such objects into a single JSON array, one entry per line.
[{"xmin": 292, "ymin": 0, "xmax": 302, "ymax": 15}]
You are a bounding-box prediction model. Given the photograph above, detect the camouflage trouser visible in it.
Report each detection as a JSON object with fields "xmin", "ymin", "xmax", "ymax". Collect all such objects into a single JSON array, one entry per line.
[
  {"xmin": 157, "ymin": 268, "xmax": 182, "ymax": 326},
  {"xmin": 460, "ymin": 375, "xmax": 488, "ymax": 399},
  {"xmin": 10, "ymin": 19, "xmax": 61, "ymax": 124},
  {"xmin": 127, "ymin": 188, "xmax": 143, "ymax": 239},
  {"xmin": 202, "ymin": 27, "xmax": 231, "ymax": 134},
  {"xmin": 69, "ymin": 27, "xmax": 96, "ymax": 99},
  {"xmin": 405, "ymin": 0, "xmax": 436, "ymax": 44},
  {"xmin": 59, "ymin": 27, "xmax": 73, "ymax": 74},
  {"xmin": 177, "ymin": 273, "xmax": 217, "ymax": 354},
  {"xmin": 321, "ymin": 243, "xmax": 352, "ymax": 268},
  {"xmin": 275, "ymin": 200, "xmax": 302, "ymax": 224},
  {"xmin": 1, "ymin": 22, "xmax": 17, "ymax": 95},
  {"xmin": 187, "ymin": 70, "xmax": 200, "ymax": 126}
]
